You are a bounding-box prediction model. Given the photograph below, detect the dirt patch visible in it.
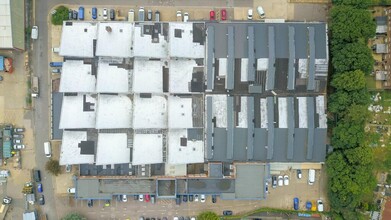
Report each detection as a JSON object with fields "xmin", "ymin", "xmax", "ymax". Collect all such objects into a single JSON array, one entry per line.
[{"xmin": 383, "ymin": 199, "xmax": 391, "ymax": 219}]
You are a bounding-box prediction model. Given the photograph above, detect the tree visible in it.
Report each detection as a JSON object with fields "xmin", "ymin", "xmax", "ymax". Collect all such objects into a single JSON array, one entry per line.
[
  {"xmin": 62, "ymin": 213, "xmax": 84, "ymax": 220},
  {"xmin": 45, "ymin": 159, "xmax": 61, "ymax": 176},
  {"xmin": 51, "ymin": 6, "xmax": 69, "ymax": 25},
  {"xmin": 332, "ymin": 121, "xmax": 365, "ymax": 148},
  {"xmin": 197, "ymin": 211, "xmax": 219, "ymax": 220},
  {"xmin": 328, "ymin": 89, "xmax": 370, "ymax": 115},
  {"xmin": 331, "ymin": 6, "xmax": 376, "ymax": 45},
  {"xmin": 331, "ymin": 70, "xmax": 367, "ymax": 91},
  {"xmin": 332, "ymin": 0, "xmax": 372, "ymax": 9},
  {"xmin": 332, "ymin": 42, "xmax": 374, "ymax": 74}
]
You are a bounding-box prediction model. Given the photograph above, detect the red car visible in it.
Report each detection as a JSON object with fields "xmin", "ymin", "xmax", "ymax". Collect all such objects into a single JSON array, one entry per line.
[
  {"xmin": 210, "ymin": 10, "xmax": 215, "ymax": 20},
  {"xmin": 221, "ymin": 9, "xmax": 227, "ymax": 20},
  {"xmin": 145, "ymin": 194, "xmax": 150, "ymax": 202}
]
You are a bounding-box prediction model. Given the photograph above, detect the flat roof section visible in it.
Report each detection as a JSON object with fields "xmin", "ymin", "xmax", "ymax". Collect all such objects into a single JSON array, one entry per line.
[
  {"xmin": 266, "ymin": 26, "xmax": 275, "ymax": 91},
  {"xmin": 133, "ymin": 95, "xmax": 167, "ymax": 129},
  {"xmin": 307, "ymin": 27, "xmax": 315, "ymax": 91},
  {"xmin": 95, "ymin": 133, "xmax": 130, "ymax": 165},
  {"xmin": 297, "ymin": 97, "xmax": 308, "ymax": 128},
  {"xmin": 266, "ymin": 97, "xmax": 274, "ymax": 160},
  {"xmin": 287, "ymin": 26, "xmax": 296, "ymax": 90},
  {"xmin": 226, "ymin": 96, "xmax": 234, "ymax": 160},
  {"xmin": 96, "ymin": 63, "xmax": 130, "ymax": 93},
  {"xmin": 167, "ymin": 129, "xmax": 204, "ymax": 165},
  {"xmin": 133, "ymin": 24, "xmax": 167, "ymax": 58},
  {"xmin": 95, "ymin": 95, "xmax": 132, "ymax": 129},
  {"xmin": 95, "ymin": 22, "xmax": 133, "ymax": 58},
  {"xmin": 59, "ymin": 131, "xmax": 95, "ymax": 165},
  {"xmin": 169, "ymin": 23, "xmax": 205, "ymax": 58},
  {"xmin": 209, "ymin": 95, "xmax": 227, "ymax": 128},
  {"xmin": 206, "ymin": 25, "xmax": 215, "ymax": 91},
  {"xmin": 59, "ymin": 61, "xmax": 95, "ymax": 93},
  {"xmin": 132, "ymin": 133, "xmax": 163, "ymax": 165},
  {"xmin": 316, "ymin": 95, "xmax": 327, "ymax": 128},
  {"xmin": 247, "ymin": 97, "xmax": 255, "ymax": 160},
  {"xmin": 188, "ymin": 179, "xmax": 235, "ymax": 194},
  {"xmin": 238, "ymin": 96, "xmax": 248, "ymax": 128},
  {"xmin": 133, "ymin": 59, "xmax": 163, "ymax": 93},
  {"xmin": 169, "ymin": 59, "xmax": 197, "ymax": 93},
  {"xmin": 60, "ymin": 22, "xmax": 97, "ymax": 58},
  {"xmin": 206, "ymin": 96, "xmax": 213, "ymax": 160},
  {"xmin": 306, "ymin": 97, "xmax": 315, "ymax": 160},
  {"xmin": 226, "ymin": 26, "xmax": 235, "ymax": 90},
  {"xmin": 247, "ymin": 26, "xmax": 255, "ymax": 81},
  {"xmin": 0, "ymin": 0, "xmax": 12, "ymax": 49},
  {"xmin": 76, "ymin": 179, "xmax": 111, "ymax": 200},
  {"xmin": 59, "ymin": 95, "xmax": 96, "ymax": 129},
  {"xmin": 168, "ymin": 96, "xmax": 193, "ymax": 128},
  {"xmin": 52, "ymin": 92, "xmax": 63, "ymax": 140},
  {"xmin": 235, "ymin": 164, "xmax": 265, "ymax": 199}
]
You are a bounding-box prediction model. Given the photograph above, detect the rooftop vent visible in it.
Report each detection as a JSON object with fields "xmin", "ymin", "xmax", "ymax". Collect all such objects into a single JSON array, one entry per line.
[{"xmin": 105, "ymin": 26, "xmax": 112, "ymax": 33}]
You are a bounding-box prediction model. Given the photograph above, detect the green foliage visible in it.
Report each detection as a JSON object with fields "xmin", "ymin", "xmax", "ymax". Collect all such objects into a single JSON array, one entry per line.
[
  {"xmin": 332, "ymin": 43, "xmax": 374, "ymax": 74},
  {"xmin": 332, "ymin": 121, "xmax": 365, "ymax": 148},
  {"xmin": 328, "ymin": 89, "xmax": 370, "ymax": 115},
  {"xmin": 197, "ymin": 211, "xmax": 219, "ymax": 220},
  {"xmin": 330, "ymin": 6, "xmax": 376, "ymax": 44},
  {"xmin": 332, "ymin": 0, "xmax": 372, "ymax": 8},
  {"xmin": 343, "ymin": 104, "xmax": 370, "ymax": 125},
  {"xmin": 45, "ymin": 159, "xmax": 61, "ymax": 176},
  {"xmin": 51, "ymin": 6, "xmax": 69, "ymax": 25},
  {"xmin": 373, "ymin": 146, "xmax": 391, "ymax": 171},
  {"xmin": 331, "ymin": 70, "xmax": 367, "ymax": 91},
  {"xmin": 62, "ymin": 213, "xmax": 84, "ymax": 220}
]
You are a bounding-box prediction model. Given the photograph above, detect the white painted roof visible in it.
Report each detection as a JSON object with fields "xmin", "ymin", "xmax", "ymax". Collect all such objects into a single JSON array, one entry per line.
[
  {"xmin": 237, "ymin": 96, "xmax": 248, "ymax": 128},
  {"xmin": 59, "ymin": 131, "xmax": 95, "ymax": 165},
  {"xmin": 218, "ymin": 59, "xmax": 227, "ymax": 77},
  {"xmin": 133, "ymin": 95, "xmax": 167, "ymax": 129},
  {"xmin": 59, "ymin": 94, "xmax": 96, "ymax": 129},
  {"xmin": 297, "ymin": 97, "xmax": 308, "ymax": 128},
  {"xmin": 0, "ymin": 0, "xmax": 12, "ymax": 48},
  {"xmin": 167, "ymin": 129, "xmax": 204, "ymax": 165},
  {"xmin": 59, "ymin": 22, "xmax": 97, "ymax": 58},
  {"xmin": 169, "ymin": 23, "xmax": 204, "ymax": 58},
  {"xmin": 169, "ymin": 59, "xmax": 197, "ymax": 93},
  {"xmin": 95, "ymin": 22, "xmax": 133, "ymax": 57},
  {"xmin": 96, "ymin": 63, "xmax": 130, "ymax": 93},
  {"xmin": 316, "ymin": 95, "xmax": 327, "ymax": 128},
  {"xmin": 133, "ymin": 24, "xmax": 168, "ymax": 58},
  {"xmin": 207, "ymin": 95, "xmax": 227, "ymax": 128},
  {"xmin": 132, "ymin": 59, "xmax": 163, "ymax": 93},
  {"xmin": 260, "ymin": 98, "xmax": 267, "ymax": 128},
  {"xmin": 96, "ymin": 95, "xmax": 132, "ymax": 129},
  {"xmin": 241, "ymin": 58, "xmax": 248, "ymax": 82},
  {"xmin": 278, "ymin": 97, "xmax": 288, "ymax": 128},
  {"xmin": 168, "ymin": 96, "xmax": 193, "ymax": 128},
  {"xmin": 96, "ymin": 133, "xmax": 130, "ymax": 165},
  {"xmin": 59, "ymin": 60, "xmax": 95, "ymax": 93},
  {"xmin": 132, "ymin": 133, "xmax": 163, "ymax": 165}
]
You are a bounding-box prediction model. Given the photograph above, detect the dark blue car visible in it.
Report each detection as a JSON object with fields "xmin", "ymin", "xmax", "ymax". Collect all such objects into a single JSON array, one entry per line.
[
  {"xmin": 92, "ymin": 7, "xmax": 97, "ymax": 19},
  {"xmin": 293, "ymin": 197, "xmax": 299, "ymax": 210},
  {"xmin": 37, "ymin": 183, "xmax": 43, "ymax": 193}
]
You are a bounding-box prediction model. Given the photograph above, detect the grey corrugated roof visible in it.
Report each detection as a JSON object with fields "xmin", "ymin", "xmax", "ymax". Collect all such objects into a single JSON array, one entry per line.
[
  {"xmin": 307, "ymin": 27, "xmax": 315, "ymax": 90},
  {"xmin": 253, "ymin": 128, "xmax": 268, "ymax": 161},
  {"xmin": 235, "ymin": 164, "xmax": 265, "ymax": 199},
  {"xmin": 206, "ymin": 96, "xmax": 213, "ymax": 159},
  {"xmin": 227, "ymin": 96, "xmax": 234, "ymax": 159},
  {"xmin": 52, "ymin": 92, "xmax": 63, "ymax": 140},
  {"xmin": 212, "ymin": 128, "xmax": 228, "ymax": 162},
  {"xmin": 247, "ymin": 97, "xmax": 254, "ymax": 160},
  {"xmin": 287, "ymin": 26, "xmax": 295, "ymax": 90},
  {"xmin": 226, "ymin": 26, "xmax": 235, "ymax": 90},
  {"xmin": 206, "ymin": 26, "xmax": 215, "ymax": 91},
  {"xmin": 266, "ymin": 26, "xmax": 275, "ymax": 90},
  {"xmin": 376, "ymin": 16, "xmax": 387, "ymax": 25},
  {"xmin": 209, "ymin": 163, "xmax": 223, "ymax": 178},
  {"xmin": 247, "ymin": 26, "xmax": 255, "ymax": 81},
  {"xmin": 233, "ymin": 128, "xmax": 247, "ymax": 161},
  {"xmin": 306, "ymin": 97, "xmax": 315, "ymax": 160},
  {"xmin": 287, "ymin": 97, "xmax": 294, "ymax": 160},
  {"xmin": 266, "ymin": 97, "xmax": 274, "ymax": 159}
]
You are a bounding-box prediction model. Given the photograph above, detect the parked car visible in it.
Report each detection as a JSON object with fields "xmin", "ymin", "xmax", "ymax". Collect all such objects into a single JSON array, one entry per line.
[
  {"xmin": 155, "ymin": 10, "xmax": 160, "ymax": 22},
  {"xmin": 147, "ymin": 9, "xmax": 152, "ymax": 21},
  {"xmin": 209, "ymin": 10, "xmax": 215, "ymax": 20},
  {"xmin": 122, "ymin": 195, "xmax": 127, "ymax": 202},
  {"xmin": 78, "ymin": 6, "xmax": 84, "ymax": 20},
  {"xmin": 110, "ymin": 9, "xmax": 115, "ymax": 20},
  {"xmin": 212, "ymin": 195, "xmax": 216, "ymax": 203},
  {"xmin": 3, "ymin": 196, "xmax": 12, "ymax": 204},
  {"xmin": 182, "ymin": 195, "xmax": 188, "ymax": 202},
  {"xmin": 0, "ymin": 76, "xmax": 3, "ymax": 81},
  {"xmin": 283, "ymin": 175, "xmax": 289, "ymax": 185},
  {"xmin": 305, "ymin": 201, "xmax": 312, "ymax": 210},
  {"xmin": 223, "ymin": 210, "xmax": 233, "ymax": 216},
  {"xmin": 138, "ymin": 194, "xmax": 144, "ymax": 202},
  {"xmin": 31, "ymin": 26, "xmax": 38, "ymax": 40},
  {"xmin": 34, "ymin": 169, "xmax": 41, "ymax": 182},
  {"xmin": 311, "ymin": 200, "xmax": 317, "ymax": 211},
  {"xmin": 72, "ymin": 10, "xmax": 78, "ymax": 20},
  {"xmin": 265, "ymin": 182, "xmax": 269, "ymax": 193},
  {"xmin": 278, "ymin": 175, "xmax": 283, "ymax": 186},
  {"xmin": 145, "ymin": 194, "xmax": 150, "ymax": 202},
  {"xmin": 67, "ymin": 188, "xmax": 75, "ymax": 194},
  {"xmin": 317, "ymin": 200, "xmax": 324, "ymax": 212},
  {"xmin": 256, "ymin": 6, "xmax": 265, "ymax": 19},
  {"xmin": 103, "ymin": 8, "xmax": 108, "ymax": 20},
  {"xmin": 39, "ymin": 195, "xmax": 45, "ymax": 205},
  {"xmin": 176, "ymin": 10, "xmax": 182, "ymax": 22},
  {"xmin": 13, "ymin": 144, "xmax": 25, "ymax": 149},
  {"xmin": 13, "ymin": 139, "xmax": 22, "ymax": 144},
  {"xmin": 104, "ymin": 200, "xmax": 110, "ymax": 207},
  {"xmin": 139, "ymin": 7, "xmax": 145, "ymax": 21},
  {"xmin": 272, "ymin": 176, "xmax": 277, "ymax": 188},
  {"xmin": 297, "ymin": 169, "xmax": 302, "ymax": 179},
  {"xmin": 92, "ymin": 7, "xmax": 97, "ymax": 19},
  {"xmin": 221, "ymin": 9, "xmax": 227, "ymax": 20},
  {"xmin": 87, "ymin": 199, "xmax": 93, "ymax": 207},
  {"xmin": 37, "ymin": 183, "xmax": 43, "ymax": 193},
  {"xmin": 188, "ymin": 194, "xmax": 193, "ymax": 202},
  {"xmin": 14, "ymin": 128, "xmax": 25, "ymax": 133},
  {"xmin": 52, "ymin": 68, "xmax": 61, "ymax": 74},
  {"xmin": 65, "ymin": 164, "xmax": 72, "ymax": 172},
  {"xmin": 247, "ymin": 9, "xmax": 253, "ymax": 20},
  {"xmin": 151, "ymin": 195, "xmax": 155, "ymax": 204},
  {"xmin": 183, "ymin": 12, "xmax": 189, "ymax": 22},
  {"xmin": 134, "ymin": 195, "xmax": 138, "ymax": 200},
  {"xmin": 176, "ymin": 195, "xmax": 181, "ymax": 205},
  {"xmin": 194, "ymin": 194, "xmax": 199, "ymax": 202},
  {"xmin": 200, "ymin": 194, "xmax": 206, "ymax": 203},
  {"xmin": 293, "ymin": 197, "xmax": 299, "ymax": 210},
  {"xmin": 68, "ymin": 9, "xmax": 73, "ymax": 20}
]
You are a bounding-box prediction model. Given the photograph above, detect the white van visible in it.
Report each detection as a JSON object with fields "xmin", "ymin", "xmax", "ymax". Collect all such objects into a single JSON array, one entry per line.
[
  {"xmin": 44, "ymin": 142, "xmax": 51, "ymax": 158},
  {"xmin": 128, "ymin": 9, "xmax": 134, "ymax": 22},
  {"xmin": 257, "ymin": 6, "xmax": 265, "ymax": 19},
  {"xmin": 308, "ymin": 169, "xmax": 315, "ymax": 185},
  {"xmin": 31, "ymin": 26, "xmax": 38, "ymax": 40}
]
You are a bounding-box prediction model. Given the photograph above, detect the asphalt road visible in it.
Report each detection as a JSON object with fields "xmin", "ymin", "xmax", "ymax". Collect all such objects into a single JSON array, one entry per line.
[{"xmin": 32, "ymin": 0, "xmax": 253, "ymax": 219}]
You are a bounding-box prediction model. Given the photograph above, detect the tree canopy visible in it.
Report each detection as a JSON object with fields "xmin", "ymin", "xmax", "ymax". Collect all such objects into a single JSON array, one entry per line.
[
  {"xmin": 61, "ymin": 213, "xmax": 84, "ymax": 220},
  {"xmin": 331, "ymin": 70, "xmax": 367, "ymax": 91},
  {"xmin": 51, "ymin": 6, "xmax": 69, "ymax": 25},
  {"xmin": 45, "ymin": 159, "xmax": 61, "ymax": 176},
  {"xmin": 197, "ymin": 211, "xmax": 219, "ymax": 220},
  {"xmin": 331, "ymin": 43, "xmax": 374, "ymax": 74},
  {"xmin": 332, "ymin": 121, "xmax": 365, "ymax": 148},
  {"xmin": 330, "ymin": 6, "xmax": 376, "ymax": 44},
  {"xmin": 332, "ymin": 0, "xmax": 372, "ymax": 8},
  {"xmin": 328, "ymin": 89, "xmax": 370, "ymax": 115}
]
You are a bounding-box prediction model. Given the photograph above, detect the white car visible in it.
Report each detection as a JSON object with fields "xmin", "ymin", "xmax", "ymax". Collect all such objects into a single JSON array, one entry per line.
[
  {"xmin": 283, "ymin": 175, "xmax": 289, "ymax": 186},
  {"xmin": 200, "ymin": 194, "xmax": 206, "ymax": 203},
  {"xmin": 183, "ymin": 12, "xmax": 189, "ymax": 22},
  {"xmin": 278, "ymin": 175, "xmax": 283, "ymax": 186},
  {"xmin": 247, "ymin": 9, "xmax": 253, "ymax": 20},
  {"xmin": 317, "ymin": 199, "xmax": 324, "ymax": 212},
  {"xmin": 256, "ymin": 6, "xmax": 265, "ymax": 19},
  {"xmin": 122, "ymin": 195, "xmax": 127, "ymax": 202},
  {"xmin": 31, "ymin": 26, "xmax": 38, "ymax": 39},
  {"xmin": 194, "ymin": 194, "xmax": 199, "ymax": 202},
  {"xmin": 173, "ymin": 217, "xmax": 179, "ymax": 220},
  {"xmin": 103, "ymin": 8, "xmax": 108, "ymax": 20},
  {"xmin": 13, "ymin": 144, "xmax": 25, "ymax": 149},
  {"xmin": 138, "ymin": 194, "xmax": 144, "ymax": 202}
]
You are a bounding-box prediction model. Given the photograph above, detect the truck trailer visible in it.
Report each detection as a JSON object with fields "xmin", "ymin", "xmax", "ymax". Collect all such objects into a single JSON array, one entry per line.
[{"xmin": 31, "ymin": 77, "xmax": 39, "ymax": 98}]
